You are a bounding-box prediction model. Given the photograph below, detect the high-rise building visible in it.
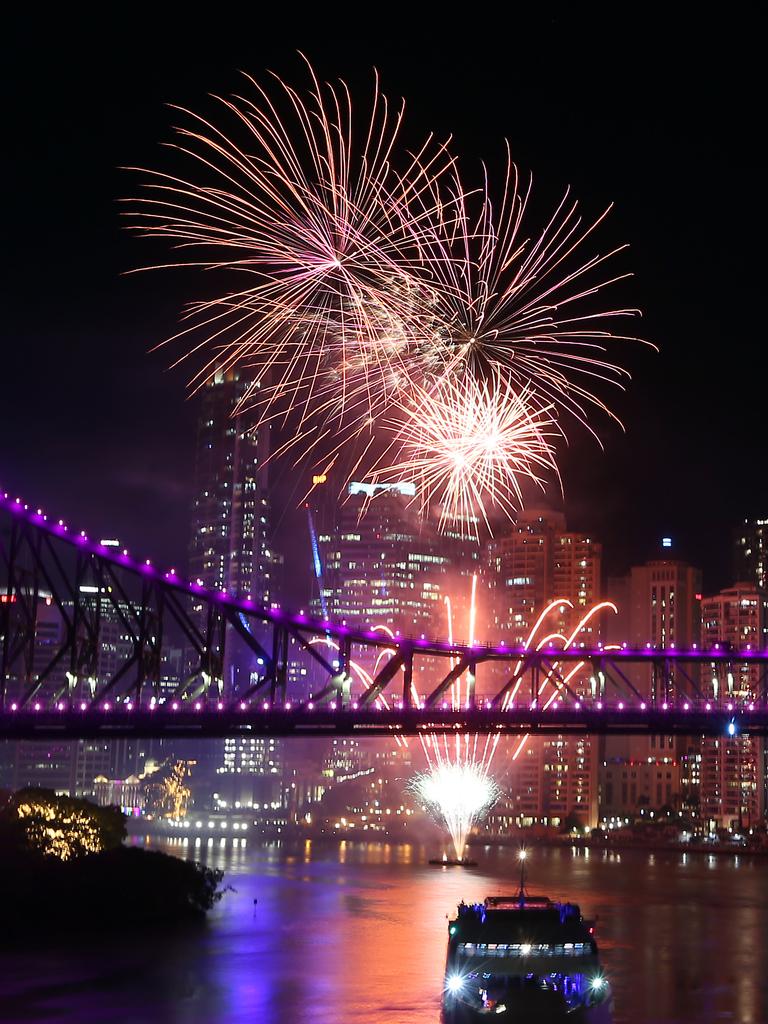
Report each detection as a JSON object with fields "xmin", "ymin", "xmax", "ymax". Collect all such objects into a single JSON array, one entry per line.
[
  {"xmin": 701, "ymin": 584, "xmax": 768, "ymax": 696},
  {"xmin": 700, "ymin": 733, "xmax": 763, "ymax": 831},
  {"xmin": 214, "ymin": 736, "xmax": 283, "ymax": 808},
  {"xmin": 699, "ymin": 583, "xmax": 767, "ymax": 830},
  {"xmin": 627, "ymin": 558, "xmax": 702, "ymax": 654},
  {"xmin": 541, "ymin": 736, "xmax": 598, "ymax": 828},
  {"xmin": 621, "ymin": 557, "xmax": 703, "ymax": 707},
  {"xmin": 187, "ymin": 369, "xmax": 280, "ymax": 807},
  {"xmin": 552, "ymin": 532, "xmax": 603, "ymax": 625},
  {"xmin": 600, "ymin": 757, "xmax": 681, "ymax": 817},
  {"xmin": 503, "ymin": 735, "xmax": 598, "ymax": 829},
  {"xmin": 483, "ymin": 510, "xmax": 602, "ymax": 828},
  {"xmin": 189, "ymin": 368, "xmax": 274, "ymax": 608},
  {"xmin": 13, "ymin": 738, "xmax": 74, "ymax": 793},
  {"xmin": 734, "ymin": 519, "xmax": 768, "ymax": 592},
  {"xmin": 603, "ymin": 556, "xmax": 702, "ymax": 789},
  {"xmin": 317, "ymin": 480, "xmax": 451, "ymax": 633},
  {"xmin": 483, "ymin": 509, "xmax": 562, "ymax": 645},
  {"xmin": 308, "ymin": 478, "xmax": 456, "ymax": 704},
  {"xmin": 483, "ymin": 509, "xmax": 602, "ymax": 644}
]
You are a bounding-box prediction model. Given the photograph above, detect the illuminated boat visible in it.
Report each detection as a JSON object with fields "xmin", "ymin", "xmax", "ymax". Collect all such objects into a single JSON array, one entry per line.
[{"xmin": 442, "ymin": 892, "xmax": 612, "ymax": 1022}]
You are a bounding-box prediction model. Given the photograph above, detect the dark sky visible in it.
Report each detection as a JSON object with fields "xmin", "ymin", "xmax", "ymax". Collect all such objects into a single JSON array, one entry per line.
[{"xmin": 3, "ymin": 13, "xmax": 763, "ymax": 597}]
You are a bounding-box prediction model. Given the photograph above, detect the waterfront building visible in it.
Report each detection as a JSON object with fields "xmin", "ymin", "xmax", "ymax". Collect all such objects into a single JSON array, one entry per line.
[
  {"xmin": 600, "ymin": 757, "xmax": 681, "ymax": 817},
  {"xmin": 93, "ymin": 774, "xmax": 144, "ymax": 815},
  {"xmin": 700, "ymin": 733, "xmax": 763, "ymax": 831},
  {"xmin": 213, "ymin": 736, "xmax": 283, "ymax": 808},
  {"xmin": 500, "ymin": 735, "xmax": 598, "ymax": 830},
  {"xmin": 699, "ymin": 582, "xmax": 767, "ymax": 830},
  {"xmin": 484, "ymin": 510, "xmax": 602, "ymax": 828}
]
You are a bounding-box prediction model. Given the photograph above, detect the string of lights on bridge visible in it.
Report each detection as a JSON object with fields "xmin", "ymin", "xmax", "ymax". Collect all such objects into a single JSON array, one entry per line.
[{"xmin": 2, "ymin": 489, "xmax": 767, "ymax": 661}]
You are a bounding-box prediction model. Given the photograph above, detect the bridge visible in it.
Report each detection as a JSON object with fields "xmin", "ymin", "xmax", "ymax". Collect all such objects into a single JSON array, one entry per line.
[{"xmin": 3, "ymin": 488, "xmax": 768, "ymax": 739}]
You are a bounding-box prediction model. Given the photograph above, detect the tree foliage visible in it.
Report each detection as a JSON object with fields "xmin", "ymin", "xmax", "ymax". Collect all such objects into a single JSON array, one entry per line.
[{"xmin": 2, "ymin": 788, "xmax": 126, "ymax": 860}]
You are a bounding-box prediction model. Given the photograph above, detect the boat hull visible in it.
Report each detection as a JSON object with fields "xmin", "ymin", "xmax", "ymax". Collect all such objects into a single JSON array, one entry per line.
[{"xmin": 442, "ymin": 996, "xmax": 613, "ymax": 1023}]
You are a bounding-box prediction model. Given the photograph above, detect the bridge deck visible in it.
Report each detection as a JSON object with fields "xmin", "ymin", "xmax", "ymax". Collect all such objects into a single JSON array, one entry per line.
[{"xmin": 0, "ymin": 701, "xmax": 764, "ymax": 739}]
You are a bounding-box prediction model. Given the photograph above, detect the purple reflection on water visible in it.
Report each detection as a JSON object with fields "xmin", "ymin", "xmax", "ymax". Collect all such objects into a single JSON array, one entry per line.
[{"xmin": 1, "ymin": 840, "xmax": 766, "ymax": 1023}]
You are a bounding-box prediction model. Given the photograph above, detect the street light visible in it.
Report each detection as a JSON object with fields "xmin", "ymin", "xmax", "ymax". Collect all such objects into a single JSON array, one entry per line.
[{"xmin": 517, "ymin": 846, "xmax": 528, "ymax": 897}]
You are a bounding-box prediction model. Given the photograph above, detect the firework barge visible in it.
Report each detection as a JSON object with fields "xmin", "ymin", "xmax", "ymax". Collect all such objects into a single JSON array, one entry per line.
[{"xmin": 442, "ymin": 892, "xmax": 612, "ymax": 1022}]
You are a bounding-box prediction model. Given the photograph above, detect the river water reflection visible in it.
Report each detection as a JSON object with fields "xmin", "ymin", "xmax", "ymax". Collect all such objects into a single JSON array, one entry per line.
[{"xmin": 1, "ymin": 838, "xmax": 766, "ymax": 1023}]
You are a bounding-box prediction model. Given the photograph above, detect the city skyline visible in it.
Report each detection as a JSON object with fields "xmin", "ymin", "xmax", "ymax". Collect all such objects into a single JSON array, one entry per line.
[{"xmin": 6, "ymin": 469, "xmax": 768, "ymax": 842}]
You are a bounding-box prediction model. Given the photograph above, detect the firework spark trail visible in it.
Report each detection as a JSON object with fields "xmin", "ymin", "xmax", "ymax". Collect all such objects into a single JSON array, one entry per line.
[
  {"xmin": 400, "ymin": 148, "xmax": 652, "ymax": 438},
  {"xmin": 125, "ymin": 56, "xmax": 456, "ymax": 440},
  {"xmin": 501, "ymin": 598, "xmax": 574, "ymax": 711},
  {"xmin": 414, "ymin": 574, "xmax": 501, "ymax": 857},
  {"xmin": 411, "ymin": 759, "xmax": 500, "ymax": 860},
  {"xmin": 442, "ymin": 574, "xmax": 479, "ymax": 709},
  {"xmin": 307, "ymin": 620, "xmax": 425, "ymax": 747},
  {"xmin": 444, "ymin": 594, "xmax": 458, "ymax": 708},
  {"xmin": 538, "ymin": 601, "xmax": 618, "ymax": 708},
  {"xmin": 508, "ymin": 598, "xmax": 618, "ymax": 760},
  {"xmin": 373, "ymin": 368, "xmax": 559, "ymax": 537}
]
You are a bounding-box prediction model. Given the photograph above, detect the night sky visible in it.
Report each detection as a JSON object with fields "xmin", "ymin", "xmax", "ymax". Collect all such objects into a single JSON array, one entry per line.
[{"xmin": 4, "ymin": 13, "xmax": 762, "ymax": 599}]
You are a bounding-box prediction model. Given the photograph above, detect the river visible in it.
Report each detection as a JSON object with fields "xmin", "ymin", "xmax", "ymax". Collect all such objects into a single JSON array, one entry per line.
[{"xmin": 1, "ymin": 837, "xmax": 765, "ymax": 1023}]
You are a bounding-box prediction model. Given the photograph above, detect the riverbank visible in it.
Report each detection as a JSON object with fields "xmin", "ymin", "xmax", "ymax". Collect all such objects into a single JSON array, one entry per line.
[
  {"xmin": 0, "ymin": 844, "xmax": 227, "ymax": 940},
  {"xmin": 0, "ymin": 788, "xmax": 228, "ymax": 940},
  {"xmin": 472, "ymin": 833, "xmax": 768, "ymax": 859}
]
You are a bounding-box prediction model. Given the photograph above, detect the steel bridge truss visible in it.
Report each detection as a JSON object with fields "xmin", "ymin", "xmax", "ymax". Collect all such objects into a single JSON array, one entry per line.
[{"xmin": 3, "ymin": 492, "xmax": 768, "ymax": 738}]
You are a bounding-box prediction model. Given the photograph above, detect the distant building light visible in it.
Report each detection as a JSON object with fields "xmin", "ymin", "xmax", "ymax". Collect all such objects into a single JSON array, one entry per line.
[
  {"xmin": 662, "ymin": 537, "xmax": 672, "ymax": 549},
  {"xmin": 348, "ymin": 480, "xmax": 416, "ymax": 498}
]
